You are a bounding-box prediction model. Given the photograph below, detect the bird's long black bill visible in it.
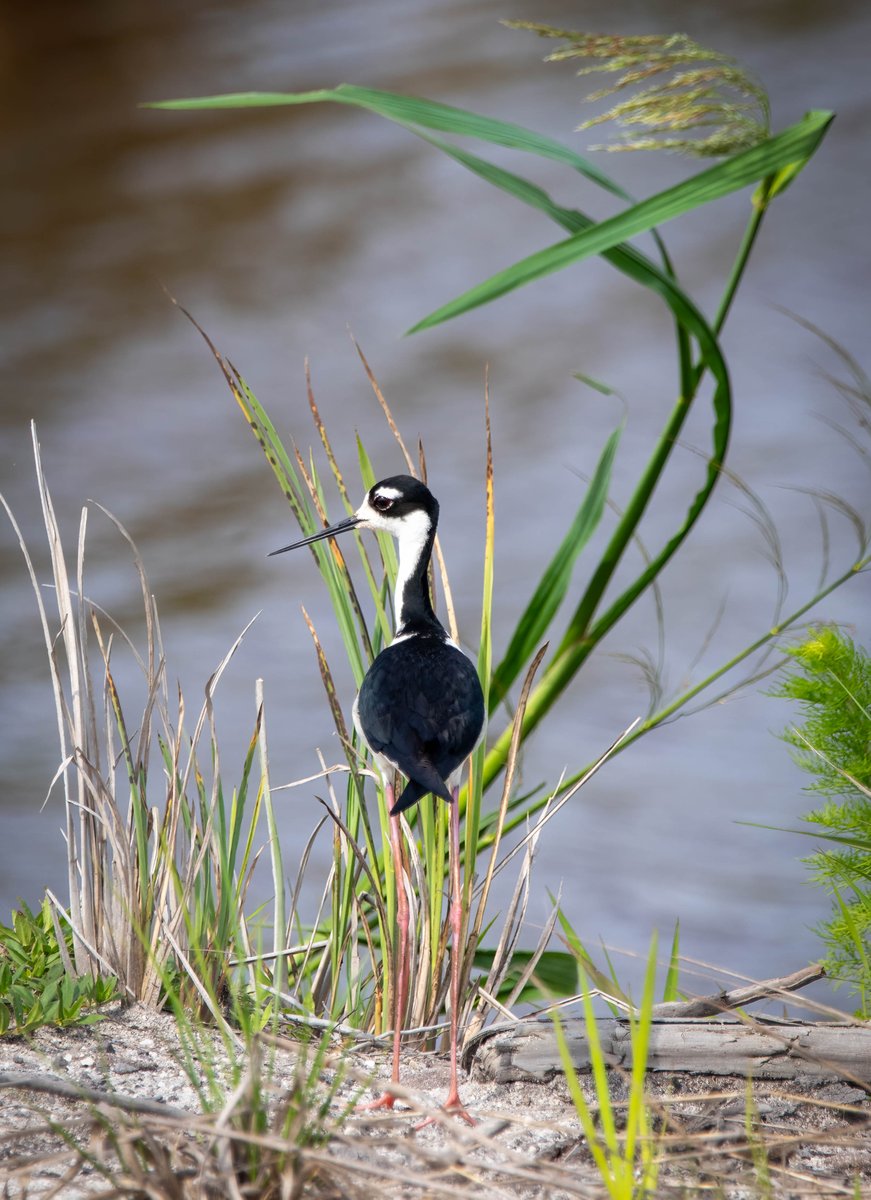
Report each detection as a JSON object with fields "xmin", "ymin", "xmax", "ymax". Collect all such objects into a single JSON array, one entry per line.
[{"xmin": 268, "ymin": 514, "xmax": 360, "ymax": 556}]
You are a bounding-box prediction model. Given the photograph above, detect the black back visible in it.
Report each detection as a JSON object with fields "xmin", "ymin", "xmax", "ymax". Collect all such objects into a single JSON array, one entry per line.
[{"xmin": 357, "ymin": 636, "xmax": 484, "ymax": 815}]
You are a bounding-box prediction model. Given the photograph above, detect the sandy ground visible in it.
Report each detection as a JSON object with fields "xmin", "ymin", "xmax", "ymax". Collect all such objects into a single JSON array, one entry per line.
[{"xmin": 1, "ymin": 1003, "xmax": 870, "ymax": 1197}]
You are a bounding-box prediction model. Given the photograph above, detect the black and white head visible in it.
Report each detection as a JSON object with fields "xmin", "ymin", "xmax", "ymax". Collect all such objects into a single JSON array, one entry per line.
[
  {"xmin": 356, "ymin": 476, "xmax": 438, "ymax": 545},
  {"xmin": 270, "ymin": 475, "xmax": 439, "ymax": 556}
]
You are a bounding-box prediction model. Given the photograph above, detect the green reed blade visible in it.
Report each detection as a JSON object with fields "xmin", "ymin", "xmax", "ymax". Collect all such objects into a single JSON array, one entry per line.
[
  {"xmin": 410, "ymin": 110, "xmax": 832, "ymax": 332},
  {"xmin": 146, "ymin": 84, "xmax": 631, "ymax": 200},
  {"xmin": 356, "ymin": 436, "xmax": 399, "ymax": 590},
  {"xmin": 662, "ymin": 920, "xmax": 681, "ymax": 1003}
]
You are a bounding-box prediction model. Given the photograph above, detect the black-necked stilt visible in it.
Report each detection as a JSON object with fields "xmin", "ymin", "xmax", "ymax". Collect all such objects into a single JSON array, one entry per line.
[{"xmin": 271, "ymin": 474, "xmax": 485, "ymax": 1122}]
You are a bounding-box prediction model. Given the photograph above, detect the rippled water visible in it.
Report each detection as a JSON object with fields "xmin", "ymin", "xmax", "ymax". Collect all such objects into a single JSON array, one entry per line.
[{"xmin": 1, "ymin": 0, "xmax": 869, "ymax": 1000}]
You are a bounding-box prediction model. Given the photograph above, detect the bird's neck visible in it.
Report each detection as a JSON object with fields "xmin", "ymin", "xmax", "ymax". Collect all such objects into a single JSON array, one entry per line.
[{"xmin": 393, "ymin": 519, "xmax": 442, "ymax": 638}]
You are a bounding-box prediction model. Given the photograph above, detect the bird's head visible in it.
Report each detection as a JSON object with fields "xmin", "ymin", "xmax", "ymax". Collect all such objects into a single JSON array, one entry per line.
[{"xmin": 269, "ymin": 474, "xmax": 439, "ymax": 556}]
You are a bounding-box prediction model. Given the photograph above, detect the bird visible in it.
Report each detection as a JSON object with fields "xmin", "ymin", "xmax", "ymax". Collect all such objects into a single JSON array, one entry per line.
[{"xmin": 270, "ymin": 474, "xmax": 485, "ymax": 1122}]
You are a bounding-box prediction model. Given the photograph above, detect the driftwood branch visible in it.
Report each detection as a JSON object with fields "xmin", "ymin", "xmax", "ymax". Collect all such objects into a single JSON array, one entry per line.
[
  {"xmin": 466, "ymin": 964, "xmax": 871, "ymax": 1085},
  {"xmin": 0, "ymin": 1070, "xmax": 188, "ymax": 1119},
  {"xmin": 650, "ymin": 963, "xmax": 825, "ymax": 1018},
  {"xmin": 469, "ymin": 1016, "xmax": 871, "ymax": 1084}
]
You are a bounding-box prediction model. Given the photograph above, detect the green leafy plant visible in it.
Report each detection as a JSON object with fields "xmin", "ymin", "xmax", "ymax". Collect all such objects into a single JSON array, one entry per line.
[
  {"xmin": 0, "ymin": 899, "xmax": 117, "ymax": 1035},
  {"xmin": 773, "ymin": 627, "xmax": 871, "ymax": 1013}
]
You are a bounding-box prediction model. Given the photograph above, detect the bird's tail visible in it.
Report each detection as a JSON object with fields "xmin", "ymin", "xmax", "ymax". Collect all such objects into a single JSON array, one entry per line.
[{"xmin": 390, "ymin": 770, "xmax": 453, "ymax": 816}]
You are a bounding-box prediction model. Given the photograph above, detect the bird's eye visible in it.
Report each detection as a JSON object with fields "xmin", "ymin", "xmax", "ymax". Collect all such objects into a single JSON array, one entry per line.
[{"xmin": 372, "ymin": 494, "xmax": 393, "ymax": 513}]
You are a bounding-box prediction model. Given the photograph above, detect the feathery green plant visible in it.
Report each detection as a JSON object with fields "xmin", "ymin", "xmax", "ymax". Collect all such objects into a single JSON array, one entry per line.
[
  {"xmin": 773, "ymin": 628, "xmax": 871, "ymax": 1013},
  {"xmin": 507, "ymin": 25, "xmax": 770, "ymax": 155}
]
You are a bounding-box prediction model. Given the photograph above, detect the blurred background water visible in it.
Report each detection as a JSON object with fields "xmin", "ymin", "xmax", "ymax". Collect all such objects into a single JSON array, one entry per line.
[{"xmin": 1, "ymin": 0, "xmax": 869, "ymax": 1002}]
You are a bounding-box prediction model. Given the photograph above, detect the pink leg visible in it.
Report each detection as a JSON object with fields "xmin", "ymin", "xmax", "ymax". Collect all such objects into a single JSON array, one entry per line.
[
  {"xmin": 443, "ymin": 788, "xmax": 474, "ymax": 1122},
  {"xmin": 364, "ymin": 784, "xmax": 410, "ymax": 1112},
  {"xmin": 417, "ymin": 788, "xmax": 475, "ymax": 1128}
]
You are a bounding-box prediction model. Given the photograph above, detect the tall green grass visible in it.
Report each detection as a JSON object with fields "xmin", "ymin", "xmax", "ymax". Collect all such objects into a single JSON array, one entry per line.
[{"xmin": 554, "ymin": 937, "xmax": 662, "ymax": 1200}]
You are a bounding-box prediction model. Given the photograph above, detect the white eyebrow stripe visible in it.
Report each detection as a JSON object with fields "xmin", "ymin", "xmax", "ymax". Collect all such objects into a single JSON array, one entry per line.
[{"xmin": 373, "ymin": 485, "xmax": 403, "ymax": 500}]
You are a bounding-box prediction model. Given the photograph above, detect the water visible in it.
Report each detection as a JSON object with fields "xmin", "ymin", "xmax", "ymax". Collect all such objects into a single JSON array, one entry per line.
[{"xmin": 1, "ymin": 0, "xmax": 869, "ymax": 1002}]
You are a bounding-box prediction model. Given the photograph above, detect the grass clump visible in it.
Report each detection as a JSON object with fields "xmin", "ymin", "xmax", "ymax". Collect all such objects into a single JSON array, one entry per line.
[
  {"xmin": 165, "ymin": 1023, "xmax": 357, "ymax": 1198},
  {"xmin": 1, "ymin": 428, "xmax": 289, "ymax": 1031},
  {"xmin": 554, "ymin": 937, "xmax": 662, "ymax": 1199},
  {"xmin": 773, "ymin": 628, "xmax": 871, "ymax": 1014}
]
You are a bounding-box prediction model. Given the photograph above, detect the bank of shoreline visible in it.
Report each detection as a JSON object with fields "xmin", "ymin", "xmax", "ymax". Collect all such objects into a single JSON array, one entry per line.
[{"xmin": 1, "ymin": 1003, "xmax": 869, "ymax": 1197}]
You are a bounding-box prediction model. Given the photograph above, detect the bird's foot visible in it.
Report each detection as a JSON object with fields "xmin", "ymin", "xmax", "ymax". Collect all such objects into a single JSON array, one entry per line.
[
  {"xmin": 414, "ymin": 1088, "xmax": 476, "ymax": 1130},
  {"xmin": 360, "ymin": 1090, "xmax": 401, "ymax": 1113}
]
